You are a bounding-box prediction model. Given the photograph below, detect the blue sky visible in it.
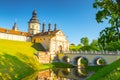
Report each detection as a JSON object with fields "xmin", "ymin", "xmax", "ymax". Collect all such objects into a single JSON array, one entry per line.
[{"xmin": 0, "ymin": 0, "xmax": 109, "ymax": 45}]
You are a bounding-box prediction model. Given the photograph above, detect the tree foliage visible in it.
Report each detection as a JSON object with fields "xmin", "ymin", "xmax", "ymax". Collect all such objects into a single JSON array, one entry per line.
[
  {"xmin": 98, "ymin": 27, "xmax": 120, "ymax": 49},
  {"xmin": 104, "ymin": 40, "xmax": 120, "ymax": 51},
  {"xmin": 80, "ymin": 37, "xmax": 89, "ymax": 46},
  {"xmin": 93, "ymin": 0, "xmax": 120, "ymax": 50},
  {"xmin": 69, "ymin": 44, "xmax": 81, "ymax": 51},
  {"xmin": 93, "ymin": 0, "xmax": 118, "ymax": 26},
  {"xmin": 69, "ymin": 37, "xmax": 100, "ymax": 51}
]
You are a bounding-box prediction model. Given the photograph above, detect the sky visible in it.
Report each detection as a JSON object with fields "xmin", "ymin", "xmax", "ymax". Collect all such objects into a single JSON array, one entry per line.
[{"xmin": 0, "ymin": 0, "xmax": 109, "ymax": 45}]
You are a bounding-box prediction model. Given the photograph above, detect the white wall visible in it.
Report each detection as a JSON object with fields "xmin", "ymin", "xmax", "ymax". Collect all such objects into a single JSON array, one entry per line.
[{"xmin": 0, "ymin": 32, "xmax": 31, "ymax": 42}]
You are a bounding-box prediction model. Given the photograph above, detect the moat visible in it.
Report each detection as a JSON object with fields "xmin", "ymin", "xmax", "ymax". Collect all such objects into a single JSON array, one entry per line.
[{"xmin": 23, "ymin": 68, "xmax": 93, "ymax": 80}]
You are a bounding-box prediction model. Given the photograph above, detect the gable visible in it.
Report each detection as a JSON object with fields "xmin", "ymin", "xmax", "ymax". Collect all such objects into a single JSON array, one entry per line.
[{"xmin": 56, "ymin": 30, "xmax": 65, "ymax": 36}]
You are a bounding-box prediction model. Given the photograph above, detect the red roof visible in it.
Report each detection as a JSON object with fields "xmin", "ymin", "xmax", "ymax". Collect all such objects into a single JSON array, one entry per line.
[{"xmin": 0, "ymin": 28, "xmax": 31, "ymax": 37}]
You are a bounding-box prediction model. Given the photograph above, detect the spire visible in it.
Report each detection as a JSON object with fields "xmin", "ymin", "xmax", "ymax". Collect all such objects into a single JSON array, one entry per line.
[
  {"xmin": 32, "ymin": 10, "xmax": 37, "ymax": 16},
  {"xmin": 42, "ymin": 23, "xmax": 46, "ymax": 33},
  {"xmin": 12, "ymin": 22, "xmax": 18, "ymax": 31},
  {"xmin": 48, "ymin": 23, "xmax": 52, "ymax": 32},
  {"xmin": 54, "ymin": 23, "xmax": 57, "ymax": 31},
  {"xmin": 29, "ymin": 10, "xmax": 39, "ymax": 23}
]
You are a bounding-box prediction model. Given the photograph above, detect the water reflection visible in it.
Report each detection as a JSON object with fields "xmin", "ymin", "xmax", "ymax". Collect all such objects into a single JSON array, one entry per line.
[{"xmin": 35, "ymin": 68, "xmax": 90, "ymax": 80}]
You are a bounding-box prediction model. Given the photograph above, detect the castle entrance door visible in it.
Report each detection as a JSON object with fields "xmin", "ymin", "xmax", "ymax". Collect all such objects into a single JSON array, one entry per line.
[{"xmin": 59, "ymin": 45, "xmax": 62, "ymax": 53}]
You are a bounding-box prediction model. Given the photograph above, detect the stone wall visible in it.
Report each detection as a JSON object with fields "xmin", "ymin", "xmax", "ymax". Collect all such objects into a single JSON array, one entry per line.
[{"xmin": 37, "ymin": 51, "xmax": 51, "ymax": 63}]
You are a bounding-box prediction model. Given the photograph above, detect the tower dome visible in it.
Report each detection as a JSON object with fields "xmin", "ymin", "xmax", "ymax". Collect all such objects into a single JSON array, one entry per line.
[
  {"xmin": 29, "ymin": 10, "xmax": 39, "ymax": 23},
  {"xmin": 28, "ymin": 10, "xmax": 40, "ymax": 35}
]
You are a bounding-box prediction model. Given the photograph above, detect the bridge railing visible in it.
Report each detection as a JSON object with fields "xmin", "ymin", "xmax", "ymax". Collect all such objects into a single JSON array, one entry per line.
[{"xmin": 63, "ymin": 50, "xmax": 120, "ymax": 55}]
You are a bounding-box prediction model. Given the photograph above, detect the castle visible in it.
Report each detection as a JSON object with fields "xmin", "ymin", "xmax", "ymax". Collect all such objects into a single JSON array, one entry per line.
[{"xmin": 0, "ymin": 10, "xmax": 69, "ymax": 54}]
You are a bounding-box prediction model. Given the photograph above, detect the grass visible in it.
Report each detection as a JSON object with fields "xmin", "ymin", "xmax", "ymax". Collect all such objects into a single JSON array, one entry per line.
[
  {"xmin": 87, "ymin": 59, "xmax": 120, "ymax": 80},
  {"xmin": 100, "ymin": 67, "xmax": 120, "ymax": 80},
  {"xmin": 0, "ymin": 39, "xmax": 47, "ymax": 79},
  {"xmin": 0, "ymin": 39, "xmax": 73, "ymax": 80},
  {"xmin": 47, "ymin": 62, "xmax": 73, "ymax": 68},
  {"xmin": 86, "ymin": 66, "xmax": 105, "ymax": 72}
]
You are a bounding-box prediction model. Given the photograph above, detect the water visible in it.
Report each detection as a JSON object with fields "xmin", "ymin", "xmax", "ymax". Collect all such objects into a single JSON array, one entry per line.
[{"xmin": 23, "ymin": 68, "xmax": 93, "ymax": 80}]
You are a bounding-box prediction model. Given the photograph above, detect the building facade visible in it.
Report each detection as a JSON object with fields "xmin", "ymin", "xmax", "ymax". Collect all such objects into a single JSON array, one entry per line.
[
  {"xmin": 0, "ymin": 23, "xmax": 31, "ymax": 41},
  {"xmin": 0, "ymin": 10, "xmax": 69, "ymax": 54},
  {"xmin": 32, "ymin": 26, "xmax": 69, "ymax": 53}
]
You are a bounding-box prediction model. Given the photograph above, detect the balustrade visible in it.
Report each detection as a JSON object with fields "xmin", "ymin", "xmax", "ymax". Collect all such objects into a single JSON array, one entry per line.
[{"xmin": 63, "ymin": 50, "xmax": 120, "ymax": 55}]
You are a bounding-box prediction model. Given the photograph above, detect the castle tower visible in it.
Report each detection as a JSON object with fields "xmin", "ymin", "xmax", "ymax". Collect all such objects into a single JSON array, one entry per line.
[
  {"xmin": 28, "ymin": 10, "xmax": 40, "ymax": 35},
  {"xmin": 12, "ymin": 22, "xmax": 18, "ymax": 31}
]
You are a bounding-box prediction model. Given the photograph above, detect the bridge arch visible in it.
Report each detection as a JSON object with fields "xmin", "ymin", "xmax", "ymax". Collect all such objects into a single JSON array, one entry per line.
[
  {"xmin": 61, "ymin": 68, "xmax": 71, "ymax": 76},
  {"xmin": 72, "ymin": 68, "xmax": 87, "ymax": 78},
  {"xmin": 62, "ymin": 56, "xmax": 70, "ymax": 63},
  {"xmin": 93, "ymin": 56, "xmax": 107, "ymax": 65},
  {"xmin": 73, "ymin": 56, "xmax": 89, "ymax": 66}
]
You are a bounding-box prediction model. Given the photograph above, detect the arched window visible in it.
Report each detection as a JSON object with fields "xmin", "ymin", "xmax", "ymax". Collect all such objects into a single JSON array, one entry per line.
[{"xmin": 32, "ymin": 25, "xmax": 34, "ymax": 28}]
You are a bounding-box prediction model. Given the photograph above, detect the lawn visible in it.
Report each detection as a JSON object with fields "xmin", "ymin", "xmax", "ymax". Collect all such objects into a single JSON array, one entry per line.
[
  {"xmin": 0, "ymin": 39, "xmax": 74, "ymax": 80},
  {"xmin": 0, "ymin": 39, "xmax": 47, "ymax": 79}
]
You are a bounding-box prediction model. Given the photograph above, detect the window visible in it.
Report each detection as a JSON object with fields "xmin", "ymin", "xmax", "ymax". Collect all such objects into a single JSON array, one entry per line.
[
  {"xmin": 32, "ymin": 25, "xmax": 34, "ymax": 28},
  {"xmin": 36, "ymin": 26, "xmax": 38, "ymax": 29},
  {"xmin": 31, "ymin": 31, "xmax": 34, "ymax": 34}
]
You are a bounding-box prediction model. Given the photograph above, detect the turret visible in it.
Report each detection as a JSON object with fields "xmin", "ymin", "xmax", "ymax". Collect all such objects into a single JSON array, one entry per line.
[
  {"xmin": 12, "ymin": 22, "xmax": 18, "ymax": 31},
  {"xmin": 28, "ymin": 10, "xmax": 40, "ymax": 35}
]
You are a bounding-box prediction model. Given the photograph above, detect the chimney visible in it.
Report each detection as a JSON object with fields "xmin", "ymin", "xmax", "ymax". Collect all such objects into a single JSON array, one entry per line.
[
  {"xmin": 54, "ymin": 23, "xmax": 57, "ymax": 31},
  {"xmin": 42, "ymin": 23, "xmax": 46, "ymax": 33},
  {"xmin": 48, "ymin": 23, "xmax": 52, "ymax": 32}
]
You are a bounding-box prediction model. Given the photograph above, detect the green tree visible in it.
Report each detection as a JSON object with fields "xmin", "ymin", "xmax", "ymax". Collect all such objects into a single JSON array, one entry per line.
[
  {"xmin": 105, "ymin": 40, "xmax": 120, "ymax": 51},
  {"xmin": 80, "ymin": 37, "xmax": 89, "ymax": 46},
  {"xmin": 98, "ymin": 27, "xmax": 119, "ymax": 49},
  {"xmin": 69, "ymin": 44, "xmax": 81, "ymax": 51},
  {"xmin": 93, "ymin": 0, "xmax": 120, "ymax": 49},
  {"xmin": 91, "ymin": 39, "xmax": 98, "ymax": 46},
  {"xmin": 93, "ymin": 0, "xmax": 119, "ymax": 28},
  {"xmin": 90, "ymin": 39, "xmax": 100, "ymax": 51}
]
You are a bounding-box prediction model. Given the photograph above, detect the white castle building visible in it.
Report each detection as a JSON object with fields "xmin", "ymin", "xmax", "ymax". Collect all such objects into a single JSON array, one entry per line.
[{"xmin": 0, "ymin": 10, "xmax": 69, "ymax": 53}]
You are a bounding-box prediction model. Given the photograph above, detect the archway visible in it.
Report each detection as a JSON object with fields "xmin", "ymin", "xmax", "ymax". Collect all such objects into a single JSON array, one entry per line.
[
  {"xmin": 73, "ymin": 68, "xmax": 87, "ymax": 78},
  {"xmin": 74, "ymin": 56, "xmax": 88, "ymax": 67},
  {"xmin": 59, "ymin": 45, "xmax": 62, "ymax": 53},
  {"xmin": 93, "ymin": 57, "xmax": 106, "ymax": 65},
  {"xmin": 61, "ymin": 68, "xmax": 70, "ymax": 76},
  {"xmin": 62, "ymin": 56, "xmax": 70, "ymax": 63}
]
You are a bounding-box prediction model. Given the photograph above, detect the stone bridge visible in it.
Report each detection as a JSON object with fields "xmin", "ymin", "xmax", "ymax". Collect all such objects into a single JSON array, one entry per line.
[{"xmin": 57, "ymin": 51, "xmax": 120, "ymax": 66}]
